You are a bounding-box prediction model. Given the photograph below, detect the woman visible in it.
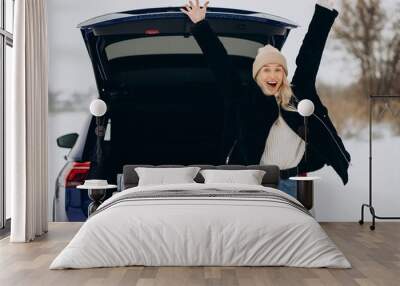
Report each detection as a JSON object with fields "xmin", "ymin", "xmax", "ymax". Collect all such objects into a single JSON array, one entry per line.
[{"xmin": 181, "ymin": 0, "xmax": 351, "ymax": 196}]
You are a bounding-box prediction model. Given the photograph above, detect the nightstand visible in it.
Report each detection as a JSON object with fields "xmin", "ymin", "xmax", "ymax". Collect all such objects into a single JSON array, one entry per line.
[
  {"xmin": 289, "ymin": 176, "xmax": 320, "ymax": 210},
  {"xmin": 77, "ymin": 183, "xmax": 117, "ymax": 216}
]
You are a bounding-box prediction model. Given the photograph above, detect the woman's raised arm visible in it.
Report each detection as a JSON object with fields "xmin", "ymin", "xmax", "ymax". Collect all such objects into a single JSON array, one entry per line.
[
  {"xmin": 291, "ymin": 2, "xmax": 338, "ymax": 90},
  {"xmin": 181, "ymin": 1, "xmax": 244, "ymax": 100}
]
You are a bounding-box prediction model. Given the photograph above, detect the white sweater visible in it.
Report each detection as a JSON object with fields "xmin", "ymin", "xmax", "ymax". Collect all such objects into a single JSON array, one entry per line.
[{"xmin": 259, "ymin": 109, "xmax": 305, "ymax": 170}]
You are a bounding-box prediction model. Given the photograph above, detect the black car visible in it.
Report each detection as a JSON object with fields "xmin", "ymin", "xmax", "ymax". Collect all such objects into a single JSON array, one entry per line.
[{"xmin": 53, "ymin": 6, "xmax": 297, "ymax": 221}]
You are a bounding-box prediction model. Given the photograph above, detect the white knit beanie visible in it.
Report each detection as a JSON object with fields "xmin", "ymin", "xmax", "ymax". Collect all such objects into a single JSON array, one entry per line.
[{"xmin": 252, "ymin": 45, "xmax": 288, "ymax": 79}]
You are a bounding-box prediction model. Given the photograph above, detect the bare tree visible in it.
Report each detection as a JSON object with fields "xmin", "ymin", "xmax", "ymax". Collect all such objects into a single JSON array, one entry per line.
[{"xmin": 333, "ymin": 0, "xmax": 400, "ymax": 98}]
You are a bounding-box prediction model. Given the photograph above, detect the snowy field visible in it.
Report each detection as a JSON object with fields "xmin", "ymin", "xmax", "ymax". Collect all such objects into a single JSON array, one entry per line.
[{"xmin": 48, "ymin": 111, "xmax": 400, "ymax": 222}]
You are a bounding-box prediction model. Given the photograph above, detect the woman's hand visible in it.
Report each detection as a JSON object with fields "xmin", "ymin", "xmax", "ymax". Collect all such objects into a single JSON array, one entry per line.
[{"xmin": 180, "ymin": 0, "xmax": 209, "ymax": 24}]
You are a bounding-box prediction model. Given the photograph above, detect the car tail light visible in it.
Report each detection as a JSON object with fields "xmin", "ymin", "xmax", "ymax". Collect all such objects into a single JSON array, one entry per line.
[
  {"xmin": 65, "ymin": 162, "xmax": 91, "ymax": 188},
  {"xmin": 145, "ymin": 28, "xmax": 160, "ymax": 35}
]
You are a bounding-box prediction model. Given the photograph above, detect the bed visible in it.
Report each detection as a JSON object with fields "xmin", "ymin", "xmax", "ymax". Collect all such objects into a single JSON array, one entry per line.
[{"xmin": 50, "ymin": 165, "xmax": 350, "ymax": 269}]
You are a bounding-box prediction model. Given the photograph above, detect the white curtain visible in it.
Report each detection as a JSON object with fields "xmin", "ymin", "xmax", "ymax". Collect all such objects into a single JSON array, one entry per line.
[{"xmin": 8, "ymin": 0, "xmax": 49, "ymax": 242}]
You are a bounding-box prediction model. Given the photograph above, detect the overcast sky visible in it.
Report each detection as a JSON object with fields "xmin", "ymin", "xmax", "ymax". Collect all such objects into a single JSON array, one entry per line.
[{"xmin": 47, "ymin": 0, "xmax": 397, "ymax": 97}]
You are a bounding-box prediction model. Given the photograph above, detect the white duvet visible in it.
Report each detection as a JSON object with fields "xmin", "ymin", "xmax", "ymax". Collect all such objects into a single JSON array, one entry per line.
[{"xmin": 50, "ymin": 183, "xmax": 351, "ymax": 269}]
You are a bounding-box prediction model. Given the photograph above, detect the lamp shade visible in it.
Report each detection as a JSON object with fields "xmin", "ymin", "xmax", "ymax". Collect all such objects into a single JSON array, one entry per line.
[
  {"xmin": 90, "ymin": 99, "xmax": 107, "ymax": 117},
  {"xmin": 297, "ymin": 99, "xmax": 315, "ymax": 117}
]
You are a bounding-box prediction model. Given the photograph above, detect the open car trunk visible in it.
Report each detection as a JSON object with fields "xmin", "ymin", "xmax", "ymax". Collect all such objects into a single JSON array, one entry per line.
[
  {"xmin": 77, "ymin": 7, "xmax": 297, "ymax": 182},
  {"xmin": 106, "ymin": 54, "xmax": 255, "ymax": 181}
]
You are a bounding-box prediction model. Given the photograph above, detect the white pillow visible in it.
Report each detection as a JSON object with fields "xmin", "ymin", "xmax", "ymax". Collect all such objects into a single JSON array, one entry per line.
[
  {"xmin": 135, "ymin": 167, "xmax": 201, "ymax": 186},
  {"xmin": 200, "ymin": 169, "xmax": 266, "ymax": 185}
]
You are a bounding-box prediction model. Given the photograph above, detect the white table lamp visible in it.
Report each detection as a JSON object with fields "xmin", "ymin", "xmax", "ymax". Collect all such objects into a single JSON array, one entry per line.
[
  {"xmin": 90, "ymin": 99, "xmax": 107, "ymax": 117},
  {"xmin": 89, "ymin": 99, "xmax": 107, "ymax": 176}
]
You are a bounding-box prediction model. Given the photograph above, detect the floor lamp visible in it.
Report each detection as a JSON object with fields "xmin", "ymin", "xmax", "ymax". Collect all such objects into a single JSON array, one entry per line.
[{"xmin": 291, "ymin": 99, "xmax": 320, "ymax": 210}]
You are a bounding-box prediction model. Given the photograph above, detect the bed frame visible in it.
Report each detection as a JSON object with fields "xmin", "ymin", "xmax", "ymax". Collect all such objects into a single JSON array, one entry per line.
[{"xmin": 122, "ymin": 164, "xmax": 314, "ymax": 210}]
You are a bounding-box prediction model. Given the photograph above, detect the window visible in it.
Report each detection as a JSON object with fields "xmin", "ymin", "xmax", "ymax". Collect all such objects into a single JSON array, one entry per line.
[
  {"xmin": 105, "ymin": 36, "xmax": 262, "ymax": 60},
  {"xmin": 0, "ymin": 0, "xmax": 14, "ymax": 232},
  {"xmin": 5, "ymin": 0, "xmax": 13, "ymax": 33}
]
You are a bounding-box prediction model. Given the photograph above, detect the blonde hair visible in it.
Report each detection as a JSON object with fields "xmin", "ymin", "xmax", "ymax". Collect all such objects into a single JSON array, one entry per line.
[
  {"xmin": 275, "ymin": 76, "xmax": 296, "ymax": 111},
  {"xmin": 256, "ymin": 72, "xmax": 296, "ymax": 112}
]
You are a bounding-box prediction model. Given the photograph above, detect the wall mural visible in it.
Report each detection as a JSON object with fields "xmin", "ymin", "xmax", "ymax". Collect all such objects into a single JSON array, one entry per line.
[{"xmin": 48, "ymin": 0, "xmax": 400, "ymax": 222}]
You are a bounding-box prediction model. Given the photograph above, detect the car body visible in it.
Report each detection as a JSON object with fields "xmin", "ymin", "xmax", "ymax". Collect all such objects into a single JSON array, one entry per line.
[{"xmin": 53, "ymin": 6, "xmax": 297, "ymax": 221}]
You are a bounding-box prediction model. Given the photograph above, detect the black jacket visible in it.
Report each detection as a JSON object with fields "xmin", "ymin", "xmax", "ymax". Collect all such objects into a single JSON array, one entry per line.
[{"xmin": 190, "ymin": 4, "xmax": 351, "ymax": 185}]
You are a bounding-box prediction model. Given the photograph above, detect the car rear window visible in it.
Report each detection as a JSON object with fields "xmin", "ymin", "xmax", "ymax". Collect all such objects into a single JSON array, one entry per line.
[{"xmin": 105, "ymin": 36, "xmax": 263, "ymax": 60}]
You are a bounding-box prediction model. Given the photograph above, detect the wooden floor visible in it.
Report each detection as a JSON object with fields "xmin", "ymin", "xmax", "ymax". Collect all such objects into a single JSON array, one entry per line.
[{"xmin": 0, "ymin": 222, "xmax": 399, "ymax": 286}]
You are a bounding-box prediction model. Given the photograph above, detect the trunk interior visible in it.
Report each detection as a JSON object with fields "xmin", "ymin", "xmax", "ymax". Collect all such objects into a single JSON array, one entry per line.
[{"xmin": 95, "ymin": 54, "xmax": 254, "ymax": 182}]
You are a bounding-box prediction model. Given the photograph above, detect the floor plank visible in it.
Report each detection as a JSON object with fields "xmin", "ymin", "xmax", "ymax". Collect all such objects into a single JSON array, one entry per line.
[{"xmin": 0, "ymin": 222, "xmax": 399, "ymax": 286}]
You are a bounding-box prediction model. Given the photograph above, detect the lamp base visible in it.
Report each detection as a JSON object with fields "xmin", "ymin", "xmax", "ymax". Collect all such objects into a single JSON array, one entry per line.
[{"xmin": 87, "ymin": 188, "xmax": 107, "ymax": 216}]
